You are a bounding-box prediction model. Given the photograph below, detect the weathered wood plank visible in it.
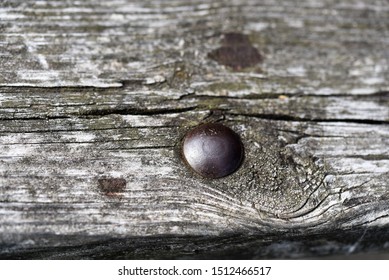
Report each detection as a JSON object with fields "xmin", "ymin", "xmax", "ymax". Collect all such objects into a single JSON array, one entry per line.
[
  {"xmin": 1, "ymin": 0, "xmax": 388, "ymax": 93},
  {"xmin": 0, "ymin": 0, "xmax": 389, "ymax": 259}
]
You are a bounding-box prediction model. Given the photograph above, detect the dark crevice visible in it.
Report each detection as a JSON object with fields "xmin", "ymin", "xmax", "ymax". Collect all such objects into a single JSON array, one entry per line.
[
  {"xmin": 355, "ymin": 214, "xmax": 389, "ymax": 228},
  {"xmin": 0, "ymin": 125, "xmax": 178, "ymax": 134},
  {"xmin": 1, "ymin": 140, "xmax": 169, "ymax": 146},
  {"xmin": 0, "ymin": 116, "xmax": 71, "ymax": 121},
  {"xmin": 179, "ymin": 91, "xmax": 389, "ymax": 100},
  {"xmin": 324, "ymin": 155, "xmax": 389, "ymax": 161},
  {"xmin": 106, "ymin": 145, "xmax": 175, "ymax": 151},
  {"xmin": 78, "ymin": 106, "xmax": 197, "ymax": 118},
  {"xmin": 0, "ymin": 85, "xmax": 124, "ymax": 90},
  {"xmin": 0, "ymin": 107, "xmax": 197, "ymax": 121},
  {"xmin": 229, "ymin": 113, "xmax": 389, "ymax": 125},
  {"xmin": 297, "ymin": 91, "xmax": 389, "ymax": 98},
  {"xmin": 180, "ymin": 93, "xmax": 282, "ymax": 100}
]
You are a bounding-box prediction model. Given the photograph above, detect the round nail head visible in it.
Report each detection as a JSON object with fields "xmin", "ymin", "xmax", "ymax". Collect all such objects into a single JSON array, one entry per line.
[{"xmin": 182, "ymin": 123, "xmax": 244, "ymax": 178}]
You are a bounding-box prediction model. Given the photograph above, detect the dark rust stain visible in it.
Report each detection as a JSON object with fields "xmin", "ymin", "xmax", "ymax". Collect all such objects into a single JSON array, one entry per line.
[
  {"xmin": 98, "ymin": 177, "xmax": 126, "ymax": 197},
  {"xmin": 208, "ymin": 32, "xmax": 262, "ymax": 70}
]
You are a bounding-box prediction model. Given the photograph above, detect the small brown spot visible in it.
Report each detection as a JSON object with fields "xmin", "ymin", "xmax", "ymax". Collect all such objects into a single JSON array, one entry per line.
[
  {"xmin": 98, "ymin": 177, "xmax": 126, "ymax": 197},
  {"xmin": 208, "ymin": 32, "xmax": 262, "ymax": 70}
]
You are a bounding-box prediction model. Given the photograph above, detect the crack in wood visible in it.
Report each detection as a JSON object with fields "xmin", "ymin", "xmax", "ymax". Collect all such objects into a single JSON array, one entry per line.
[
  {"xmin": 77, "ymin": 106, "xmax": 198, "ymax": 117},
  {"xmin": 229, "ymin": 113, "xmax": 389, "ymax": 125}
]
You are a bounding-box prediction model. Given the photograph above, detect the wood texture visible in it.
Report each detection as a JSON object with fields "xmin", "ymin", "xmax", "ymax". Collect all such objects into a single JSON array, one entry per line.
[{"xmin": 0, "ymin": 0, "xmax": 388, "ymax": 259}]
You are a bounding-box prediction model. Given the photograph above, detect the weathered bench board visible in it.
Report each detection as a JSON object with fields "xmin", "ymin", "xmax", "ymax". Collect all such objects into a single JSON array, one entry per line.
[{"xmin": 0, "ymin": 0, "xmax": 388, "ymax": 259}]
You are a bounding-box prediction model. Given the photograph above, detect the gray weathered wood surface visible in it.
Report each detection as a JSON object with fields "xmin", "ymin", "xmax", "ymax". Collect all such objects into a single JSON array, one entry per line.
[{"xmin": 0, "ymin": 0, "xmax": 388, "ymax": 259}]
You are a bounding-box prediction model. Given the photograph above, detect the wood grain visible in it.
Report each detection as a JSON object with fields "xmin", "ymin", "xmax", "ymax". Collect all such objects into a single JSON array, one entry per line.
[{"xmin": 0, "ymin": 0, "xmax": 388, "ymax": 259}]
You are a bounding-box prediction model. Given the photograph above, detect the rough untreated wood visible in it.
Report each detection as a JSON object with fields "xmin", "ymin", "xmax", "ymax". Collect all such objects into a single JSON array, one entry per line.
[{"xmin": 0, "ymin": 0, "xmax": 388, "ymax": 259}]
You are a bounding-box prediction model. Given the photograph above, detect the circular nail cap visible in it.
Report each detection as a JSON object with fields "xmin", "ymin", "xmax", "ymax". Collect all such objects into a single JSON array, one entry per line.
[{"xmin": 182, "ymin": 123, "xmax": 244, "ymax": 178}]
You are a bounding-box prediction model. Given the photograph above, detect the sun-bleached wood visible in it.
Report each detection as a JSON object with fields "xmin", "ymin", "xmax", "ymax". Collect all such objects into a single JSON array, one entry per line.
[{"xmin": 0, "ymin": 0, "xmax": 388, "ymax": 259}]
